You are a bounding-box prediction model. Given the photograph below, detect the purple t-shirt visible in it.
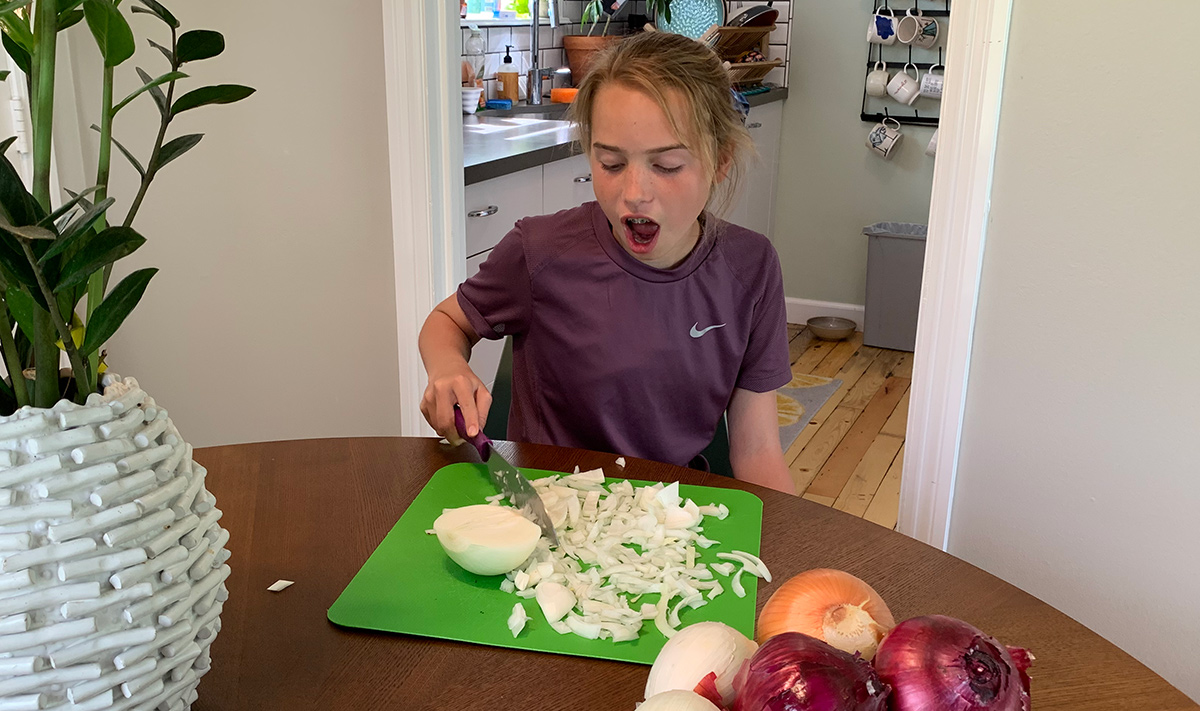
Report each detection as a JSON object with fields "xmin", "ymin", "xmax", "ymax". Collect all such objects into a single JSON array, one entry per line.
[{"xmin": 458, "ymin": 201, "xmax": 790, "ymax": 467}]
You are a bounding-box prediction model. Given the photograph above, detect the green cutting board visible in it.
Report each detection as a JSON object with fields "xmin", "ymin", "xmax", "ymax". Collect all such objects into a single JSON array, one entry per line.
[{"xmin": 327, "ymin": 463, "xmax": 764, "ymax": 665}]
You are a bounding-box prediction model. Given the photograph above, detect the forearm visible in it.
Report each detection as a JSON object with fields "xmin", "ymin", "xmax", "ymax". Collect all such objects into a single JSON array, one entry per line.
[{"xmin": 732, "ymin": 448, "xmax": 795, "ymax": 495}]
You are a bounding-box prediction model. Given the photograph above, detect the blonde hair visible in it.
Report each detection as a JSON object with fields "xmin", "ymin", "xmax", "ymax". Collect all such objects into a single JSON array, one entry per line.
[{"xmin": 567, "ymin": 32, "xmax": 754, "ymax": 220}]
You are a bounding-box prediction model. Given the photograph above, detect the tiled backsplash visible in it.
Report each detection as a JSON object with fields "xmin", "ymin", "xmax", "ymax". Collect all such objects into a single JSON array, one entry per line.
[{"xmin": 460, "ymin": 0, "xmax": 792, "ymax": 101}]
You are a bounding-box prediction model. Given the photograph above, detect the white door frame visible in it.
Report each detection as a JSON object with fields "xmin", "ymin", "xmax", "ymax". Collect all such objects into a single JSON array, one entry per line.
[
  {"xmin": 381, "ymin": 0, "xmax": 466, "ymax": 437},
  {"xmin": 899, "ymin": 0, "xmax": 1013, "ymax": 549},
  {"xmin": 380, "ymin": 0, "xmax": 1015, "ymax": 550}
]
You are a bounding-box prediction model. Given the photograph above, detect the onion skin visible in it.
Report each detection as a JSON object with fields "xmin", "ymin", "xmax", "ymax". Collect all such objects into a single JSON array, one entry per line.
[
  {"xmin": 756, "ymin": 569, "xmax": 896, "ymax": 660},
  {"xmin": 874, "ymin": 615, "xmax": 1033, "ymax": 711},
  {"xmin": 732, "ymin": 632, "xmax": 890, "ymax": 711}
]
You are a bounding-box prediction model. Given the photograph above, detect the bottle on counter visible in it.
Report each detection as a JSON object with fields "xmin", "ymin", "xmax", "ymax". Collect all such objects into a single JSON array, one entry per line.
[
  {"xmin": 464, "ymin": 27, "xmax": 487, "ymax": 109},
  {"xmin": 497, "ymin": 45, "xmax": 522, "ymax": 103}
]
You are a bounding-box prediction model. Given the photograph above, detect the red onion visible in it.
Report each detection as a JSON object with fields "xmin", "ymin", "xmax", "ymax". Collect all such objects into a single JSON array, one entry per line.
[
  {"xmin": 874, "ymin": 615, "xmax": 1033, "ymax": 711},
  {"xmin": 732, "ymin": 632, "xmax": 890, "ymax": 711}
]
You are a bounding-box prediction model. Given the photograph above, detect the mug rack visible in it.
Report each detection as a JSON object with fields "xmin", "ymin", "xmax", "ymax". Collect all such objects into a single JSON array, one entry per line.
[{"xmin": 859, "ymin": 0, "xmax": 951, "ymax": 128}]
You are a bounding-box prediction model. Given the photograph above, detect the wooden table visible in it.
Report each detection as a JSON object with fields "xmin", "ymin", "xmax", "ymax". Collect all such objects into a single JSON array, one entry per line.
[{"xmin": 191, "ymin": 437, "xmax": 1195, "ymax": 710}]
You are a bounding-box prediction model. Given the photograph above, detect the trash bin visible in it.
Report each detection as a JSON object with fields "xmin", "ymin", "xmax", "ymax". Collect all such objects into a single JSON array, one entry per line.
[{"xmin": 862, "ymin": 222, "xmax": 927, "ymax": 352}]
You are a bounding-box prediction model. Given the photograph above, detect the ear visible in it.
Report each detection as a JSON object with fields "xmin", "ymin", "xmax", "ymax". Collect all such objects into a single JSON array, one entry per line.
[{"xmin": 713, "ymin": 151, "xmax": 733, "ymax": 185}]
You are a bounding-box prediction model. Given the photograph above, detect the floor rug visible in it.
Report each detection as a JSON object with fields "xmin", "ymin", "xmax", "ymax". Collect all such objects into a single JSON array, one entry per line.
[{"xmin": 777, "ymin": 373, "xmax": 842, "ymax": 451}]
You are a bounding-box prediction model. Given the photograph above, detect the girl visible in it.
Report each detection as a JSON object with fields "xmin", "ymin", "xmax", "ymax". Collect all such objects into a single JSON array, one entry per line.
[{"xmin": 419, "ymin": 32, "xmax": 794, "ymax": 494}]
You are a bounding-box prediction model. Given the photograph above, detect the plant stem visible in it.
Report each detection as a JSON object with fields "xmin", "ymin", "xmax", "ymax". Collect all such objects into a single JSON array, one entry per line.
[
  {"xmin": 121, "ymin": 25, "xmax": 179, "ymax": 234},
  {"xmin": 21, "ymin": 241, "xmax": 90, "ymax": 402},
  {"xmin": 31, "ymin": 0, "xmax": 56, "ymax": 211},
  {"xmin": 0, "ymin": 296, "xmax": 29, "ymax": 407},
  {"xmin": 86, "ymin": 64, "xmax": 116, "ymax": 382},
  {"xmin": 30, "ymin": 0, "xmax": 59, "ymax": 407}
]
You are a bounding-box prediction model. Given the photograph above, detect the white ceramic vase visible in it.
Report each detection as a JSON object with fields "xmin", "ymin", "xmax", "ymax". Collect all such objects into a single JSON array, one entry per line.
[{"xmin": 0, "ymin": 374, "xmax": 227, "ymax": 710}]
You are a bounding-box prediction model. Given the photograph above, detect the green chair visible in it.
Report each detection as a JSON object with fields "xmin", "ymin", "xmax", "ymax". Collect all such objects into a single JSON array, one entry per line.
[{"xmin": 483, "ymin": 337, "xmax": 733, "ymax": 477}]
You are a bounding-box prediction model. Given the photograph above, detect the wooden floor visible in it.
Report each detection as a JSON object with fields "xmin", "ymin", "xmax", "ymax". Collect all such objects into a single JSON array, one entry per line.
[{"xmin": 784, "ymin": 324, "xmax": 910, "ymax": 530}]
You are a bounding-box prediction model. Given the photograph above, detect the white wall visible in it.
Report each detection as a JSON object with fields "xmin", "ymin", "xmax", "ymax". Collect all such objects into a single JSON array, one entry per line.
[
  {"xmin": 773, "ymin": 0, "xmax": 938, "ymax": 306},
  {"xmin": 950, "ymin": 0, "xmax": 1199, "ymax": 701},
  {"xmin": 59, "ymin": 0, "xmax": 402, "ymax": 447}
]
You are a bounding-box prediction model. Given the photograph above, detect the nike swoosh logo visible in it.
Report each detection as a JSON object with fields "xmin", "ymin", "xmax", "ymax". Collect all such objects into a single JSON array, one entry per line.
[{"xmin": 690, "ymin": 322, "xmax": 726, "ymax": 338}]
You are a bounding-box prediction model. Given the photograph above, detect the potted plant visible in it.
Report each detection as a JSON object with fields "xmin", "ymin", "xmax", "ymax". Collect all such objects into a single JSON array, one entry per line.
[
  {"xmin": 0, "ymin": 0, "xmax": 251, "ymax": 707},
  {"xmin": 562, "ymin": 0, "xmax": 673, "ymax": 85}
]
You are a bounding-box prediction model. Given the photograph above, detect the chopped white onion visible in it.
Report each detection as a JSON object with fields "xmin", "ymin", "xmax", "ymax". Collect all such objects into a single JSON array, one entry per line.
[
  {"xmin": 507, "ymin": 602, "xmax": 529, "ymax": 637},
  {"xmin": 463, "ymin": 470, "xmax": 765, "ymax": 644}
]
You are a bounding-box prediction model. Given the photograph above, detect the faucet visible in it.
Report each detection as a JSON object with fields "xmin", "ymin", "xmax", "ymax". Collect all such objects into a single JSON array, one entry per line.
[{"xmin": 527, "ymin": 0, "xmax": 557, "ymax": 105}]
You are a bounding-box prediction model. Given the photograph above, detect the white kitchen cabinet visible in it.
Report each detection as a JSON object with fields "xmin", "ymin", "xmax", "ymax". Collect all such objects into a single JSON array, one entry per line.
[
  {"xmin": 464, "ymin": 165, "xmax": 543, "ymax": 257},
  {"xmin": 542, "ymin": 153, "xmax": 594, "ymax": 216},
  {"xmin": 729, "ymin": 101, "xmax": 784, "ymax": 241}
]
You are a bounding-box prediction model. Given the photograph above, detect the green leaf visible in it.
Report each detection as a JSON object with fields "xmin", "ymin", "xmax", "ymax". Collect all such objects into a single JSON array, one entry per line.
[
  {"xmin": 0, "ymin": 216, "xmax": 54, "ymax": 241},
  {"xmin": 0, "ymin": 148, "xmax": 42, "ymax": 227},
  {"xmin": 176, "ymin": 29, "xmax": 223, "ymax": 64},
  {"xmin": 131, "ymin": 0, "xmax": 177, "ymax": 28},
  {"xmin": 0, "ymin": 1, "xmax": 33, "ymax": 14},
  {"xmin": 55, "ymin": 226, "xmax": 145, "ymax": 293},
  {"xmin": 41, "ymin": 197, "xmax": 116, "ymax": 264},
  {"xmin": 110, "ymin": 133, "xmax": 146, "ymax": 178},
  {"xmin": 0, "ymin": 136, "xmax": 15, "ymax": 155},
  {"xmin": 57, "ymin": 9, "xmax": 84, "ymax": 31},
  {"xmin": 89, "ymin": 123, "xmax": 146, "ymax": 178},
  {"xmin": 2, "ymin": 32, "xmax": 31, "ymax": 77},
  {"xmin": 40, "ymin": 186, "xmax": 101, "ymax": 228},
  {"xmin": 80, "ymin": 267, "xmax": 156, "ymax": 355},
  {"xmin": 58, "ymin": 0, "xmax": 85, "ymax": 13},
  {"xmin": 0, "ymin": 234, "xmax": 38, "ymax": 299},
  {"xmin": 135, "ymin": 67, "xmax": 168, "ymax": 117},
  {"xmin": 0, "ymin": 7, "xmax": 33, "ymax": 52},
  {"xmin": 171, "ymin": 84, "xmax": 255, "ymax": 116},
  {"xmin": 83, "ymin": 0, "xmax": 135, "ymax": 67},
  {"xmin": 4, "ymin": 285, "xmax": 34, "ymax": 341},
  {"xmin": 147, "ymin": 38, "xmax": 172, "ymax": 64},
  {"xmin": 112, "ymin": 70, "xmax": 187, "ymax": 115},
  {"xmin": 0, "ymin": 71, "xmax": 8, "ymax": 82},
  {"xmin": 152, "ymin": 133, "xmax": 201, "ymax": 172}
]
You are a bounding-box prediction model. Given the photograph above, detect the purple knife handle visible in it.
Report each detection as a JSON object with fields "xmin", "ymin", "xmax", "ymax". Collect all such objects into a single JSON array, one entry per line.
[{"xmin": 453, "ymin": 405, "xmax": 492, "ymax": 460}]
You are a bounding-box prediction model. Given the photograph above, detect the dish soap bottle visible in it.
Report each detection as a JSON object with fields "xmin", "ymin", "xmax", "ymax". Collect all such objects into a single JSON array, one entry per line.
[{"xmin": 497, "ymin": 45, "xmax": 521, "ymax": 103}]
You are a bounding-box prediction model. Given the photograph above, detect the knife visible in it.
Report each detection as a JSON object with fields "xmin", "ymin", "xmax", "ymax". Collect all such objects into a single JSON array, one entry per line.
[{"xmin": 454, "ymin": 406, "xmax": 559, "ymax": 546}]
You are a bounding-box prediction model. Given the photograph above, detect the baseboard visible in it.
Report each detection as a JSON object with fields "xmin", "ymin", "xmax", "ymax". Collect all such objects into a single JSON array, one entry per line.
[{"xmin": 785, "ymin": 297, "xmax": 866, "ymax": 331}]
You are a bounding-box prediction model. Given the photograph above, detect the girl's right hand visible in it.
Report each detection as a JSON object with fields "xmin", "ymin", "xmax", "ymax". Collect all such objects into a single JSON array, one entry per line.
[{"xmin": 420, "ymin": 364, "xmax": 493, "ymax": 445}]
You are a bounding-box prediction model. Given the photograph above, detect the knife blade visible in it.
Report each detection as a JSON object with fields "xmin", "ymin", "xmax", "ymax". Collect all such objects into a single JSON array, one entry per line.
[{"xmin": 454, "ymin": 407, "xmax": 559, "ymax": 546}]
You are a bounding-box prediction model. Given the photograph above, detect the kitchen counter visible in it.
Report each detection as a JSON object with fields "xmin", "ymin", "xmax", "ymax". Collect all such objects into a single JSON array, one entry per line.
[{"xmin": 464, "ymin": 86, "xmax": 788, "ymax": 186}]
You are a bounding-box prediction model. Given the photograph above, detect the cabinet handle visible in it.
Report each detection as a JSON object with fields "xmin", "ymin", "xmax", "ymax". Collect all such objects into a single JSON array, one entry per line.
[
  {"xmin": 747, "ymin": 122, "xmax": 762, "ymax": 129},
  {"xmin": 468, "ymin": 205, "xmax": 499, "ymax": 218},
  {"xmin": 573, "ymin": 175, "xmax": 592, "ymax": 183}
]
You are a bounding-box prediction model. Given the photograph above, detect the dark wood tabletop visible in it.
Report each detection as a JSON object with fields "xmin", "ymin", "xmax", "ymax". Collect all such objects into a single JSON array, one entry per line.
[{"xmin": 190, "ymin": 437, "xmax": 1195, "ymax": 710}]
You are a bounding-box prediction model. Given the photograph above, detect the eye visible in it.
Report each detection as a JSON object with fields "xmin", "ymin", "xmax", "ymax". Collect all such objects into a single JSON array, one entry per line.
[
  {"xmin": 600, "ymin": 163, "xmax": 624, "ymax": 172},
  {"xmin": 655, "ymin": 164, "xmax": 683, "ymax": 174}
]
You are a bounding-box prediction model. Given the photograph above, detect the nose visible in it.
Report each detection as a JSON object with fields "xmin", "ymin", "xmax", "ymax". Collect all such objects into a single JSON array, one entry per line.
[{"xmin": 621, "ymin": 164, "xmax": 653, "ymax": 211}]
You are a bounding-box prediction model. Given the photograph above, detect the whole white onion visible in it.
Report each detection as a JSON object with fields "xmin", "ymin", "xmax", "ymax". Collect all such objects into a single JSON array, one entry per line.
[{"xmin": 644, "ymin": 621, "xmax": 757, "ymax": 706}]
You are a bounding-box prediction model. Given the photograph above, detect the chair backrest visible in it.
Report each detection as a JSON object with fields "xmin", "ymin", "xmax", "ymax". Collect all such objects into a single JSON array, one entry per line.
[
  {"xmin": 482, "ymin": 337, "xmax": 515, "ymax": 442},
  {"xmin": 483, "ymin": 336, "xmax": 733, "ymax": 477}
]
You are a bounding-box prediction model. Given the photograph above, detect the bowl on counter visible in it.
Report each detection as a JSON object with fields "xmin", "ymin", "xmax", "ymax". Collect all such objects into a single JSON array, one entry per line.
[{"xmin": 807, "ymin": 316, "xmax": 857, "ymax": 341}]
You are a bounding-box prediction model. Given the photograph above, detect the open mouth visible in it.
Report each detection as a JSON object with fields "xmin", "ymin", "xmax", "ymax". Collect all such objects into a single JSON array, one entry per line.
[{"xmin": 622, "ymin": 215, "xmax": 660, "ymax": 254}]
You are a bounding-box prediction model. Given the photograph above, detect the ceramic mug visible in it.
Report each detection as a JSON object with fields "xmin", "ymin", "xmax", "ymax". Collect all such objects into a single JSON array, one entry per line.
[
  {"xmin": 887, "ymin": 63, "xmax": 921, "ymax": 105},
  {"xmin": 867, "ymin": 8, "xmax": 897, "ymax": 45},
  {"xmin": 867, "ymin": 117, "xmax": 903, "ymax": 160},
  {"xmin": 897, "ymin": 8, "xmax": 939, "ymax": 48},
  {"xmin": 866, "ymin": 61, "xmax": 890, "ymax": 97},
  {"xmin": 920, "ymin": 64, "xmax": 944, "ymax": 100},
  {"xmin": 925, "ymin": 128, "xmax": 939, "ymax": 157}
]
